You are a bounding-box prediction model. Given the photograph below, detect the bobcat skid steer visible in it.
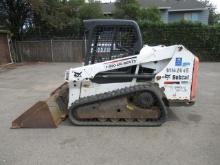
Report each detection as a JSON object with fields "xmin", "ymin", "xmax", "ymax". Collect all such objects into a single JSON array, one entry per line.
[{"xmin": 12, "ymin": 19, "xmax": 199, "ymax": 128}]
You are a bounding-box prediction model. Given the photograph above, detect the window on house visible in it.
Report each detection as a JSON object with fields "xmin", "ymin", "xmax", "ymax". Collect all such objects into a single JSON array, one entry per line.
[
  {"xmin": 184, "ymin": 13, "xmax": 192, "ymax": 21},
  {"xmin": 184, "ymin": 13, "xmax": 199, "ymax": 22},
  {"xmin": 192, "ymin": 13, "xmax": 199, "ymax": 21}
]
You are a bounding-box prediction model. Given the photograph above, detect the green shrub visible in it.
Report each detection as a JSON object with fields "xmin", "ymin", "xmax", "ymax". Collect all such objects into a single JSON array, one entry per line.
[{"xmin": 139, "ymin": 22, "xmax": 220, "ymax": 61}]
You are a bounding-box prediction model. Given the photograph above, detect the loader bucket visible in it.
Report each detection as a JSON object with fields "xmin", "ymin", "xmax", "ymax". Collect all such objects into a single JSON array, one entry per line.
[{"xmin": 11, "ymin": 83, "xmax": 69, "ymax": 129}]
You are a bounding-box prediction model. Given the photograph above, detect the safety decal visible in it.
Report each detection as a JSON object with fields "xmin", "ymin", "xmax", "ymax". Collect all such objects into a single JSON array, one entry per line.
[
  {"xmin": 182, "ymin": 62, "xmax": 190, "ymax": 67},
  {"xmin": 181, "ymin": 81, "xmax": 189, "ymax": 84},
  {"xmin": 164, "ymin": 81, "xmax": 180, "ymax": 84},
  {"xmin": 175, "ymin": 58, "xmax": 182, "ymax": 66}
]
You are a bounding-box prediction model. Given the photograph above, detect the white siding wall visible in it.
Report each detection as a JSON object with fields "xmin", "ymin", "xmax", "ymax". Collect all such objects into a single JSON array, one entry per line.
[
  {"xmin": 199, "ymin": 10, "xmax": 209, "ymax": 25},
  {"xmin": 160, "ymin": 9, "xmax": 169, "ymax": 23}
]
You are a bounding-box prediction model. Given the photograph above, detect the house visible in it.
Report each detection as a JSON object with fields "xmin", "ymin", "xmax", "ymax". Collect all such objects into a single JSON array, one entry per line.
[{"xmin": 101, "ymin": 0, "xmax": 209, "ymax": 24}]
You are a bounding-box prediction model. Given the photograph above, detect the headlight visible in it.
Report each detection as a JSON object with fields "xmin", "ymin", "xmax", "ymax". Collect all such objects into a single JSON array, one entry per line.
[{"xmin": 65, "ymin": 70, "xmax": 69, "ymax": 81}]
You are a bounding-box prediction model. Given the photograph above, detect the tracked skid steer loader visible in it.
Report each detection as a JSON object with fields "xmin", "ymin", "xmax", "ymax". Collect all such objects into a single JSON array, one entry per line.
[{"xmin": 12, "ymin": 19, "xmax": 199, "ymax": 128}]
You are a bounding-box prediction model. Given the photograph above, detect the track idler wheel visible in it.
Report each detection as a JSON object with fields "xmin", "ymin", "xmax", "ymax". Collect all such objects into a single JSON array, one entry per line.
[{"xmin": 132, "ymin": 92, "xmax": 155, "ymax": 109}]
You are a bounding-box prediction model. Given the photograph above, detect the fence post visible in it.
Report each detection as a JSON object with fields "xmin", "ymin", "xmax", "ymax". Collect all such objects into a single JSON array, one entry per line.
[
  {"xmin": 14, "ymin": 41, "xmax": 22, "ymax": 62},
  {"xmin": 50, "ymin": 39, "xmax": 54, "ymax": 62}
]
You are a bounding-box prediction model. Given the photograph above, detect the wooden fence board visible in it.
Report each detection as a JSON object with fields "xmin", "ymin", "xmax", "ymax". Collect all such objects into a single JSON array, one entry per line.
[{"xmin": 15, "ymin": 40, "xmax": 84, "ymax": 62}]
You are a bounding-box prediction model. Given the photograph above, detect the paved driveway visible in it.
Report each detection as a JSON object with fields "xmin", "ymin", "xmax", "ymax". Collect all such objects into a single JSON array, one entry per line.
[{"xmin": 0, "ymin": 63, "xmax": 219, "ymax": 165}]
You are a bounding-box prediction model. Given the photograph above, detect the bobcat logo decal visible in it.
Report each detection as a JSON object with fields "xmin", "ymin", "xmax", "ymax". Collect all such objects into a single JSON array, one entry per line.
[{"xmin": 74, "ymin": 72, "xmax": 82, "ymax": 77}]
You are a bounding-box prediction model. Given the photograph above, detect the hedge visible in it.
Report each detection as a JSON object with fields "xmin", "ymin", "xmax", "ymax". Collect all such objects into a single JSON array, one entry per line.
[{"xmin": 139, "ymin": 22, "xmax": 220, "ymax": 61}]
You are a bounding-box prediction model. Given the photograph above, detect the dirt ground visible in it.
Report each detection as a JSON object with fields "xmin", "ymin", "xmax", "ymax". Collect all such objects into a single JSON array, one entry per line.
[{"xmin": 0, "ymin": 62, "xmax": 219, "ymax": 165}]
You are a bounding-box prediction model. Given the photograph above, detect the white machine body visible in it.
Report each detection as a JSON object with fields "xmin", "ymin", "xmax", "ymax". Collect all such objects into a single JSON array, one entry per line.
[{"xmin": 65, "ymin": 45, "xmax": 199, "ymax": 108}]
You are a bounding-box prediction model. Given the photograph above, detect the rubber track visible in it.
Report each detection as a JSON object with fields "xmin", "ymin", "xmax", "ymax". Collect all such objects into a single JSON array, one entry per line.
[{"xmin": 69, "ymin": 84, "xmax": 167, "ymax": 126}]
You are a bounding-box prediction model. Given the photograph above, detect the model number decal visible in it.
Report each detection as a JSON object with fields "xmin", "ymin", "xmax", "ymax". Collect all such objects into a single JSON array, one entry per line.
[{"xmin": 166, "ymin": 68, "xmax": 189, "ymax": 73}]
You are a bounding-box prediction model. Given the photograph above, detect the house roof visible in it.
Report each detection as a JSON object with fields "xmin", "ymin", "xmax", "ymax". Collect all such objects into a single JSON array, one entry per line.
[
  {"xmin": 138, "ymin": 0, "xmax": 206, "ymax": 10},
  {"xmin": 101, "ymin": 0, "xmax": 207, "ymax": 14}
]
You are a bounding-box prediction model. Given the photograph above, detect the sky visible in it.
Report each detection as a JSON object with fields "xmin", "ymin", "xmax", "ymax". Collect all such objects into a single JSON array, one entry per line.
[
  {"xmin": 99, "ymin": 0, "xmax": 220, "ymax": 13},
  {"xmin": 208, "ymin": 0, "xmax": 220, "ymax": 13}
]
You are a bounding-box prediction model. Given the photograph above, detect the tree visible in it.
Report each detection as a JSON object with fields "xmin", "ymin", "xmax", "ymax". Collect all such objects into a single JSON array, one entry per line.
[
  {"xmin": 200, "ymin": 0, "xmax": 219, "ymax": 24},
  {"xmin": 79, "ymin": 2, "xmax": 103, "ymax": 20},
  {"xmin": 25, "ymin": 0, "xmax": 104, "ymax": 39},
  {"xmin": 1, "ymin": 0, "xmax": 104, "ymax": 39},
  {"xmin": 113, "ymin": 0, "xmax": 161, "ymax": 23},
  {"xmin": 1, "ymin": 0, "xmax": 33, "ymax": 39},
  {"xmin": 33, "ymin": 1, "xmax": 83, "ymax": 30},
  {"xmin": 139, "ymin": 7, "xmax": 161, "ymax": 23},
  {"xmin": 113, "ymin": 0, "xmax": 140, "ymax": 20}
]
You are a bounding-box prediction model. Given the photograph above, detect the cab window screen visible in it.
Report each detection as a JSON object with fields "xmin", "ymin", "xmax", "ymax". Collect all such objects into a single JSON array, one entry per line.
[{"xmin": 89, "ymin": 25, "xmax": 137, "ymax": 64}]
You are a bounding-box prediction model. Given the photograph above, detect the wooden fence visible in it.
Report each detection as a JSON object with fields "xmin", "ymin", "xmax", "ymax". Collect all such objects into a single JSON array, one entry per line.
[{"xmin": 14, "ymin": 40, "xmax": 85, "ymax": 62}]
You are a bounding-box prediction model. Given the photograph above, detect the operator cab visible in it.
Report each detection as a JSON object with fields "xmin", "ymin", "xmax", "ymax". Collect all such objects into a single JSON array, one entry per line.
[
  {"xmin": 83, "ymin": 19, "xmax": 154, "ymax": 83},
  {"xmin": 84, "ymin": 19, "xmax": 143, "ymax": 65}
]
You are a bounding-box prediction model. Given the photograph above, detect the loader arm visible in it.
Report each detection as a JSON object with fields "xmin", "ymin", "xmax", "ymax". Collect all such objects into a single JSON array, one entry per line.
[{"xmin": 66, "ymin": 45, "xmax": 176, "ymax": 82}]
